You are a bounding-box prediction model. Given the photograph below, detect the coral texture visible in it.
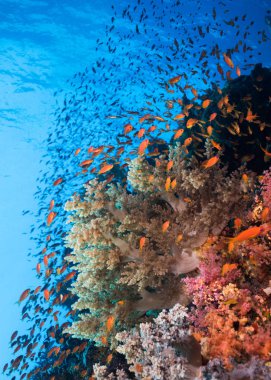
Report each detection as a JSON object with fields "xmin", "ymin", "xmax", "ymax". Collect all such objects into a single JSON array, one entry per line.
[
  {"xmin": 93, "ymin": 304, "xmax": 201, "ymax": 380},
  {"xmin": 64, "ymin": 145, "xmax": 252, "ymax": 345},
  {"xmin": 184, "ymin": 179, "xmax": 271, "ymax": 372}
]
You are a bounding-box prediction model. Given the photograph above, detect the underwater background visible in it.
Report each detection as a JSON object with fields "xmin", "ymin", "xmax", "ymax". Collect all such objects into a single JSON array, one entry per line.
[{"xmin": 1, "ymin": 0, "xmax": 271, "ymax": 379}]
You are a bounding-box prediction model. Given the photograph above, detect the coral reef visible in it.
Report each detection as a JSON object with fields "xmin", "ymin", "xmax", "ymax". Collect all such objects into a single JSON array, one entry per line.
[
  {"xmin": 64, "ymin": 143, "xmax": 252, "ymax": 348},
  {"xmin": 93, "ymin": 304, "xmax": 201, "ymax": 379},
  {"xmin": 184, "ymin": 172, "xmax": 271, "ymax": 375}
]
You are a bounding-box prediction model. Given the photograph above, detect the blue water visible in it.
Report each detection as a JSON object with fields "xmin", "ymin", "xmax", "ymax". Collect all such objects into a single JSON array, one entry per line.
[{"xmin": 0, "ymin": 0, "xmax": 270, "ymax": 378}]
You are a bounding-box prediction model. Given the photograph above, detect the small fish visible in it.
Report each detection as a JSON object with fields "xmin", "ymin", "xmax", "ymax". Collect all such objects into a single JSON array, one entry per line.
[
  {"xmin": 173, "ymin": 113, "xmax": 185, "ymax": 120},
  {"xmin": 223, "ymin": 53, "xmax": 234, "ymax": 69},
  {"xmin": 211, "ymin": 140, "xmax": 222, "ymax": 150},
  {"xmin": 74, "ymin": 148, "xmax": 81, "ymax": 156},
  {"xmin": 53, "ymin": 178, "xmax": 63, "ymax": 186},
  {"xmin": 106, "ymin": 315, "xmax": 115, "ymax": 333},
  {"xmin": 236, "ymin": 66, "xmax": 241, "ymax": 76},
  {"xmin": 47, "ymin": 211, "xmax": 57, "ymax": 227},
  {"xmin": 242, "ymin": 173, "xmax": 249, "ymax": 184},
  {"xmin": 43, "ymin": 255, "xmax": 48, "ymax": 267},
  {"xmin": 202, "ymin": 99, "xmax": 211, "ymax": 108},
  {"xmin": 234, "ymin": 218, "xmax": 242, "ymax": 230},
  {"xmin": 138, "ymin": 139, "xmax": 149, "ymax": 155},
  {"xmin": 137, "ymin": 128, "xmax": 145, "ymax": 138},
  {"xmin": 49, "ymin": 200, "xmax": 55, "ymax": 210},
  {"xmin": 183, "ymin": 137, "xmax": 192, "ymax": 147},
  {"xmin": 173, "ymin": 128, "xmax": 184, "ymax": 139},
  {"xmin": 19, "ymin": 289, "xmax": 30, "ymax": 303},
  {"xmin": 162, "ymin": 220, "xmax": 170, "ymax": 233},
  {"xmin": 36, "ymin": 263, "xmax": 41, "ymax": 274},
  {"xmin": 171, "ymin": 178, "xmax": 177, "ymax": 189},
  {"xmin": 63, "ymin": 271, "xmax": 77, "ymax": 282},
  {"xmin": 98, "ymin": 164, "xmax": 114, "ymax": 174},
  {"xmin": 176, "ymin": 233, "xmax": 183, "ymax": 243},
  {"xmin": 245, "ymin": 108, "xmax": 258, "ymax": 122},
  {"xmin": 79, "ymin": 159, "xmax": 93, "ymax": 167},
  {"xmin": 124, "ymin": 123, "xmax": 133, "ymax": 135},
  {"xmin": 228, "ymin": 225, "xmax": 270, "ymax": 252},
  {"xmin": 100, "ymin": 336, "xmax": 108, "ymax": 345},
  {"xmin": 209, "ymin": 112, "xmax": 217, "ymax": 122},
  {"xmin": 168, "ymin": 75, "xmax": 181, "ymax": 85},
  {"xmin": 201, "ymin": 156, "xmax": 219, "ymax": 169},
  {"xmin": 207, "ymin": 126, "xmax": 213, "ymax": 136},
  {"xmin": 44, "ymin": 289, "xmax": 50, "ymax": 301},
  {"xmin": 166, "ymin": 160, "xmax": 173, "ymax": 171},
  {"xmin": 165, "ymin": 176, "xmax": 171, "ymax": 191},
  {"xmin": 221, "ymin": 263, "xmax": 238, "ymax": 276},
  {"xmin": 186, "ymin": 118, "xmax": 198, "ymax": 128},
  {"xmin": 106, "ymin": 354, "xmax": 113, "ymax": 364}
]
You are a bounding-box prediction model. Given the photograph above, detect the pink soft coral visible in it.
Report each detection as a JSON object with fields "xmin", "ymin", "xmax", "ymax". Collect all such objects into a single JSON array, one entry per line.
[{"xmin": 260, "ymin": 167, "xmax": 271, "ymax": 209}]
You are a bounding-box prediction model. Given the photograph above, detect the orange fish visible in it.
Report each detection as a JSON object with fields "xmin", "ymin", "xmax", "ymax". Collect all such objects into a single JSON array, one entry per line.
[
  {"xmin": 43, "ymin": 255, "xmax": 48, "ymax": 267},
  {"xmin": 236, "ymin": 66, "xmax": 241, "ymax": 76},
  {"xmin": 47, "ymin": 347, "xmax": 60, "ymax": 358},
  {"xmin": 74, "ymin": 148, "xmax": 81, "ymax": 156},
  {"xmin": 171, "ymin": 178, "xmax": 177, "ymax": 189},
  {"xmin": 173, "ymin": 128, "xmax": 184, "ymax": 139},
  {"xmin": 139, "ymin": 114, "xmax": 151, "ymax": 123},
  {"xmin": 221, "ymin": 263, "xmax": 238, "ymax": 276},
  {"xmin": 174, "ymin": 113, "xmax": 185, "ymax": 120},
  {"xmin": 53, "ymin": 178, "xmax": 63, "ymax": 186},
  {"xmin": 44, "ymin": 289, "xmax": 50, "ymax": 301},
  {"xmin": 98, "ymin": 164, "xmax": 114, "ymax": 175},
  {"xmin": 49, "ymin": 200, "xmax": 55, "ymax": 210},
  {"xmin": 166, "ymin": 160, "xmax": 173, "ymax": 171},
  {"xmin": 223, "ymin": 53, "xmax": 234, "ymax": 69},
  {"xmin": 234, "ymin": 218, "xmax": 242, "ymax": 230},
  {"xmin": 207, "ymin": 126, "xmax": 213, "ymax": 136},
  {"xmin": 106, "ymin": 354, "xmax": 113, "ymax": 364},
  {"xmin": 168, "ymin": 75, "xmax": 181, "ymax": 85},
  {"xmin": 47, "ymin": 211, "xmax": 57, "ymax": 226},
  {"xmin": 191, "ymin": 88, "xmax": 198, "ymax": 98},
  {"xmin": 201, "ymin": 156, "xmax": 219, "ymax": 169},
  {"xmin": 124, "ymin": 123, "xmax": 133, "ymax": 135},
  {"xmin": 209, "ymin": 112, "xmax": 217, "ymax": 122},
  {"xmin": 183, "ymin": 137, "xmax": 192, "ymax": 147},
  {"xmin": 148, "ymin": 125, "xmax": 156, "ymax": 133},
  {"xmin": 100, "ymin": 336, "xmax": 108, "ymax": 345},
  {"xmin": 176, "ymin": 233, "xmax": 183, "ymax": 243},
  {"xmin": 106, "ymin": 316, "xmax": 115, "ymax": 333},
  {"xmin": 19, "ymin": 289, "xmax": 30, "ymax": 303},
  {"xmin": 211, "ymin": 140, "xmax": 222, "ymax": 151},
  {"xmin": 242, "ymin": 173, "xmax": 249, "ymax": 184},
  {"xmin": 245, "ymin": 108, "xmax": 258, "ymax": 122},
  {"xmin": 137, "ymin": 128, "xmax": 145, "ymax": 138},
  {"xmin": 36, "ymin": 263, "xmax": 41, "ymax": 274},
  {"xmin": 202, "ymin": 99, "xmax": 211, "ymax": 108},
  {"xmin": 64, "ymin": 271, "xmax": 77, "ymax": 282},
  {"xmin": 79, "ymin": 159, "xmax": 93, "ymax": 167},
  {"xmin": 165, "ymin": 177, "xmax": 171, "ymax": 191},
  {"xmin": 138, "ymin": 139, "xmax": 149, "ymax": 155},
  {"xmin": 186, "ymin": 118, "xmax": 198, "ymax": 128},
  {"xmin": 162, "ymin": 220, "xmax": 170, "ymax": 233},
  {"xmin": 228, "ymin": 224, "xmax": 271, "ymax": 252}
]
